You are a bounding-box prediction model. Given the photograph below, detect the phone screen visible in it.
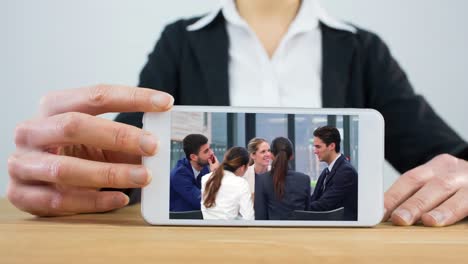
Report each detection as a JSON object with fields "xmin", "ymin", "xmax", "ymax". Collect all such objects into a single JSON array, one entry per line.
[{"xmin": 168, "ymin": 110, "xmax": 359, "ymax": 221}]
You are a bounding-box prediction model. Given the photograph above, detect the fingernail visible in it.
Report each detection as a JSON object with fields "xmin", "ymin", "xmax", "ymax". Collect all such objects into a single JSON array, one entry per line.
[
  {"xmin": 151, "ymin": 94, "xmax": 174, "ymax": 110},
  {"xmin": 112, "ymin": 194, "xmax": 129, "ymax": 208},
  {"xmin": 428, "ymin": 210, "xmax": 446, "ymax": 224},
  {"xmin": 395, "ymin": 209, "xmax": 412, "ymax": 224},
  {"xmin": 140, "ymin": 132, "xmax": 158, "ymax": 155},
  {"xmin": 130, "ymin": 167, "xmax": 150, "ymax": 185}
]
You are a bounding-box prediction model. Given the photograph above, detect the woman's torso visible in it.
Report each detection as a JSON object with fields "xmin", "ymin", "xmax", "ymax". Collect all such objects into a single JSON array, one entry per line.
[
  {"xmin": 201, "ymin": 171, "xmax": 254, "ymax": 220},
  {"xmin": 255, "ymin": 170, "xmax": 311, "ymax": 220}
]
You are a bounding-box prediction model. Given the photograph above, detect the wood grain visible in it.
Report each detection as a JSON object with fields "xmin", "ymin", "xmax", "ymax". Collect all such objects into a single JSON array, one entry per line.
[{"xmin": 1, "ymin": 199, "xmax": 467, "ymax": 264}]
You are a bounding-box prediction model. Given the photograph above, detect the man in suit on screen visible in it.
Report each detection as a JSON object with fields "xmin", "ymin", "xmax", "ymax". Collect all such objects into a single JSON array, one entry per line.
[{"xmin": 310, "ymin": 126, "xmax": 358, "ymax": 220}]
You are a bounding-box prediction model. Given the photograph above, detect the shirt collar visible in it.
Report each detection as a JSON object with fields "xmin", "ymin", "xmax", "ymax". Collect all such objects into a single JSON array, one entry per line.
[
  {"xmin": 192, "ymin": 166, "xmax": 201, "ymax": 179},
  {"xmin": 328, "ymin": 153, "xmax": 342, "ymax": 172},
  {"xmin": 186, "ymin": 0, "xmax": 356, "ymax": 33}
]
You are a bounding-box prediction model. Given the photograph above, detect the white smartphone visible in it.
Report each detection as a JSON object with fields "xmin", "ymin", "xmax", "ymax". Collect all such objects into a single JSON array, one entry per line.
[{"xmin": 141, "ymin": 106, "xmax": 384, "ymax": 227}]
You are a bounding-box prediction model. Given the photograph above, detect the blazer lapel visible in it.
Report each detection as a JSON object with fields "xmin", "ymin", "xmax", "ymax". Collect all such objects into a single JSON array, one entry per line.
[
  {"xmin": 320, "ymin": 23, "xmax": 356, "ymax": 107},
  {"xmin": 187, "ymin": 13, "xmax": 230, "ymax": 106},
  {"xmin": 325, "ymin": 155, "xmax": 345, "ymax": 188},
  {"xmin": 185, "ymin": 19, "xmax": 356, "ymax": 107}
]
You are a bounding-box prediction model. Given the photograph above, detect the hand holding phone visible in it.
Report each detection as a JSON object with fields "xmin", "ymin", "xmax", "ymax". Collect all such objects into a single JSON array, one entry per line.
[{"xmin": 8, "ymin": 85, "xmax": 173, "ymax": 216}]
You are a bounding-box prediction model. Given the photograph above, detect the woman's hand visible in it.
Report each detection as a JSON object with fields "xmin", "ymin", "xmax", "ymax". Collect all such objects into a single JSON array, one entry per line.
[
  {"xmin": 7, "ymin": 84, "xmax": 173, "ymax": 216},
  {"xmin": 384, "ymin": 154, "xmax": 468, "ymax": 226}
]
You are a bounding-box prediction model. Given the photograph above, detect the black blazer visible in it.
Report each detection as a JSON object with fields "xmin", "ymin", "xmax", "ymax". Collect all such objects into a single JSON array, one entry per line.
[
  {"xmin": 115, "ymin": 14, "xmax": 468, "ymax": 203},
  {"xmin": 310, "ymin": 154, "xmax": 358, "ymax": 220},
  {"xmin": 255, "ymin": 170, "xmax": 311, "ymax": 220}
]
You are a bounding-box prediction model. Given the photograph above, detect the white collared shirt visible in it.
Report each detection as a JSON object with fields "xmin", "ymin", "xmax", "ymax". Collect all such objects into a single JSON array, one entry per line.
[
  {"xmin": 187, "ymin": 0, "xmax": 356, "ymax": 107},
  {"xmin": 192, "ymin": 166, "xmax": 201, "ymax": 180},
  {"xmin": 201, "ymin": 170, "xmax": 254, "ymax": 220},
  {"xmin": 328, "ymin": 153, "xmax": 342, "ymax": 172}
]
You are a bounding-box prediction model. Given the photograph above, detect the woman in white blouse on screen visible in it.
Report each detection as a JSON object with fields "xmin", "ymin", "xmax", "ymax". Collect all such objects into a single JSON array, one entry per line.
[{"xmin": 201, "ymin": 147, "xmax": 254, "ymax": 220}]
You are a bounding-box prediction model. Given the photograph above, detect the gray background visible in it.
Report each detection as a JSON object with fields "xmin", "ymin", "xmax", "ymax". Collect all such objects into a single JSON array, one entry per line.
[{"xmin": 2, "ymin": 0, "xmax": 467, "ymax": 197}]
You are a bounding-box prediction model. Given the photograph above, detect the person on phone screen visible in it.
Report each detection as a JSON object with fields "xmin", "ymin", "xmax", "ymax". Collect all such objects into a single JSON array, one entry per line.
[
  {"xmin": 170, "ymin": 134, "xmax": 219, "ymax": 212},
  {"xmin": 255, "ymin": 137, "xmax": 310, "ymax": 220},
  {"xmin": 201, "ymin": 147, "xmax": 254, "ymax": 220},
  {"xmin": 243, "ymin": 138, "xmax": 272, "ymax": 200},
  {"xmin": 310, "ymin": 126, "xmax": 358, "ymax": 220},
  {"xmin": 8, "ymin": 0, "xmax": 468, "ymax": 226}
]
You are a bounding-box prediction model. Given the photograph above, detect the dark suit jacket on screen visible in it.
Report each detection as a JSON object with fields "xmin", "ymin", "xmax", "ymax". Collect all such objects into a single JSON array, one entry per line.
[
  {"xmin": 255, "ymin": 170, "xmax": 311, "ymax": 220},
  {"xmin": 310, "ymin": 154, "xmax": 357, "ymax": 220},
  {"xmin": 169, "ymin": 158, "xmax": 210, "ymax": 212}
]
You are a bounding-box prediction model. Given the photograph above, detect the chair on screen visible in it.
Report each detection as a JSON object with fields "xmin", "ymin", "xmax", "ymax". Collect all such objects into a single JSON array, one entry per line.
[
  {"xmin": 169, "ymin": 210, "xmax": 204, "ymax": 220},
  {"xmin": 290, "ymin": 207, "xmax": 345, "ymax": 221}
]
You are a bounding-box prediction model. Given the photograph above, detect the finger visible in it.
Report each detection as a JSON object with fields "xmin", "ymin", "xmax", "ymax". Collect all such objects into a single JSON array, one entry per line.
[
  {"xmin": 383, "ymin": 165, "xmax": 434, "ymax": 221},
  {"xmin": 390, "ymin": 172, "xmax": 460, "ymax": 226},
  {"xmin": 15, "ymin": 112, "xmax": 158, "ymax": 156},
  {"xmin": 7, "ymin": 181, "xmax": 129, "ymax": 216},
  {"xmin": 8, "ymin": 150, "xmax": 152, "ymax": 188},
  {"xmin": 421, "ymin": 188, "xmax": 468, "ymax": 227},
  {"xmin": 383, "ymin": 154, "xmax": 462, "ymax": 222},
  {"xmin": 208, "ymin": 155, "xmax": 216, "ymax": 165},
  {"xmin": 39, "ymin": 84, "xmax": 174, "ymax": 117}
]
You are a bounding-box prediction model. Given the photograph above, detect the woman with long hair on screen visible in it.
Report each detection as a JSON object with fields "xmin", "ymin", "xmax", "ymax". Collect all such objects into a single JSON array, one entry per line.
[
  {"xmin": 201, "ymin": 147, "xmax": 254, "ymax": 220},
  {"xmin": 243, "ymin": 138, "xmax": 271, "ymax": 199},
  {"xmin": 255, "ymin": 137, "xmax": 310, "ymax": 220}
]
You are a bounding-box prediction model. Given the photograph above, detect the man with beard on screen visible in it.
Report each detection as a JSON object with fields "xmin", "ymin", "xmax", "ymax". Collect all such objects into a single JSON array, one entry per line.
[{"xmin": 170, "ymin": 134, "xmax": 219, "ymax": 212}]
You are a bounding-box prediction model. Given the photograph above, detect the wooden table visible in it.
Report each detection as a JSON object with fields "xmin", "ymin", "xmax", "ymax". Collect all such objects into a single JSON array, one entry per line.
[{"xmin": 1, "ymin": 199, "xmax": 467, "ymax": 264}]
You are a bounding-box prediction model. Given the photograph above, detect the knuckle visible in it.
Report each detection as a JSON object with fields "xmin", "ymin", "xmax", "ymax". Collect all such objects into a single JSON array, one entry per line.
[
  {"xmin": 134, "ymin": 88, "xmax": 158, "ymax": 111},
  {"xmin": 6, "ymin": 181, "xmax": 58, "ymax": 217},
  {"xmin": 384, "ymin": 191, "xmax": 402, "ymax": 208},
  {"xmin": 38, "ymin": 92, "xmax": 57, "ymax": 115},
  {"xmin": 409, "ymin": 195, "xmax": 427, "ymax": 212},
  {"xmin": 14, "ymin": 121, "xmax": 32, "ymax": 146},
  {"xmin": 405, "ymin": 172, "xmax": 426, "ymax": 187},
  {"xmin": 433, "ymin": 176, "xmax": 458, "ymax": 193},
  {"xmin": 93, "ymin": 194, "xmax": 105, "ymax": 211},
  {"xmin": 433, "ymin": 154, "xmax": 459, "ymax": 170},
  {"xmin": 6, "ymin": 182, "xmax": 46, "ymax": 216},
  {"xmin": 435, "ymin": 153, "xmax": 455, "ymax": 163},
  {"xmin": 38, "ymin": 94, "xmax": 49, "ymax": 109},
  {"xmin": 112, "ymin": 125, "xmax": 131, "ymax": 148},
  {"xmin": 56, "ymin": 112, "xmax": 83, "ymax": 139},
  {"xmin": 102, "ymin": 165, "xmax": 119, "ymax": 187},
  {"xmin": 49, "ymin": 192, "xmax": 64, "ymax": 212},
  {"xmin": 48, "ymin": 156, "xmax": 65, "ymax": 183},
  {"xmin": 88, "ymin": 84, "xmax": 111, "ymax": 107},
  {"xmin": 130, "ymin": 88, "xmax": 139, "ymax": 109},
  {"xmin": 129, "ymin": 88, "xmax": 150, "ymax": 110},
  {"xmin": 7, "ymin": 154, "xmax": 21, "ymax": 180}
]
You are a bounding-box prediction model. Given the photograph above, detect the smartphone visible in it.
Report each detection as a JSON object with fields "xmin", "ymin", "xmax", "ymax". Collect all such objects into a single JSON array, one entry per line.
[{"xmin": 141, "ymin": 106, "xmax": 384, "ymax": 227}]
